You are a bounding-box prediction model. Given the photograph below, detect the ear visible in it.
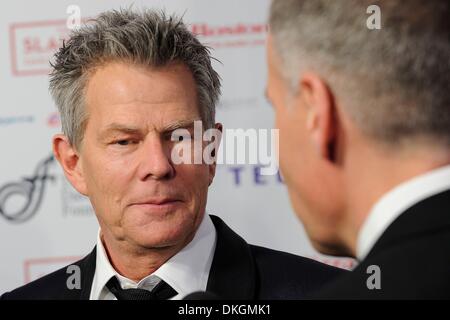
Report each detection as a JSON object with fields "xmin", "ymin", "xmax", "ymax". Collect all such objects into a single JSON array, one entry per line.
[
  {"xmin": 52, "ymin": 134, "xmax": 88, "ymax": 195},
  {"xmin": 300, "ymin": 72, "xmax": 337, "ymax": 162},
  {"xmin": 207, "ymin": 123, "xmax": 223, "ymax": 186}
]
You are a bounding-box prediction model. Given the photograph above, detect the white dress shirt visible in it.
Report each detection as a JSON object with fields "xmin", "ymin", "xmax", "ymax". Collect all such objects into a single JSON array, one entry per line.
[
  {"xmin": 357, "ymin": 164, "xmax": 450, "ymax": 261},
  {"xmin": 89, "ymin": 214, "xmax": 217, "ymax": 300}
]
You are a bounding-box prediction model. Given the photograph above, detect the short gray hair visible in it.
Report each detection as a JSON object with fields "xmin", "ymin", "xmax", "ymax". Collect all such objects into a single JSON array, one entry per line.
[
  {"xmin": 269, "ymin": 0, "xmax": 450, "ymax": 146},
  {"xmin": 50, "ymin": 8, "xmax": 221, "ymax": 148}
]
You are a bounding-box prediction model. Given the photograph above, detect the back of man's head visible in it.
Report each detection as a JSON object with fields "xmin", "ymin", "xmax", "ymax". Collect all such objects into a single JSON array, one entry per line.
[{"xmin": 269, "ymin": 0, "xmax": 450, "ymax": 148}]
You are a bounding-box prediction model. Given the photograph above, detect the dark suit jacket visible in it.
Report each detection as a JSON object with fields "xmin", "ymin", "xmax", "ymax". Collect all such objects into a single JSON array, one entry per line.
[
  {"xmin": 1, "ymin": 215, "xmax": 344, "ymax": 300},
  {"xmin": 314, "ymin": 189, "xmax": 450, "ymax": 299}
]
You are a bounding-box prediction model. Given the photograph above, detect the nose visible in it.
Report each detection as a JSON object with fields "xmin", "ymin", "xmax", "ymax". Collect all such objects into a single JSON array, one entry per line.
[{"xmin": 137, "ymin": 134, "xmax": 175, "ymax": 181}]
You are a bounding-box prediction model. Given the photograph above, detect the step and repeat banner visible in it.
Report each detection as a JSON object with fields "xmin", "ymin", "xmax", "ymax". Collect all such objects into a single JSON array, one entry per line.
[{"xmin": 0, "ymin": 0, "xmax": 354, "ymax": 293}]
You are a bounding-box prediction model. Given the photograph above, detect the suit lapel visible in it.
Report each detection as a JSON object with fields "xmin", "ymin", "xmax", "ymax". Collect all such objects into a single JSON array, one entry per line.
[
  {"xmin": 62, "ymin": 247, "xmax": 96, "ymax": 300},
  {"xmin": 207, "ymin": 215, "xmax": 256, "ymax": 299},
  {"xmin": 78, "ymin": 246, "xmax": 97, "ymax": 299}
]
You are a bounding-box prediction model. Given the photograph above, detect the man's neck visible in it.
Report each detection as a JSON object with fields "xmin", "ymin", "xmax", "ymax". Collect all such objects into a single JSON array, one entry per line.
[
  {"xmin": 343, "ymin": 142, "xmax": 450, "ymax": 256},
  {"xmin": 100, "ymin": 231, "xmax": 195, "ymax": 282}
]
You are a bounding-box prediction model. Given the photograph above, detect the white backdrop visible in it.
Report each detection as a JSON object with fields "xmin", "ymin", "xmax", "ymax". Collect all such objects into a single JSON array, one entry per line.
[{"xmin": 0, "ymin": 0, "xmax": 354, "ymax": 293}]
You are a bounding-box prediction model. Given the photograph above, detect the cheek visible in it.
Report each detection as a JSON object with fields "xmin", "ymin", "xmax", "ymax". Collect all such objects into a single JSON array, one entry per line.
[
  {"xmin": 277, "ymin": 118, "xmax": 314, "ymax": 204},
  {"xmin": 176, "ymin": 165, "xmax": 210, "ymax": 200},
  {"xmin": 278, "ymin": 120, "xmax": 300, "ymax": 169},
  {"xmin": 85, "ymin": 158, "xmax": 122, "ymax": 193},
  {"xmin": 82, "ymin": 155, "xmax": 131, "ymax": 217}
]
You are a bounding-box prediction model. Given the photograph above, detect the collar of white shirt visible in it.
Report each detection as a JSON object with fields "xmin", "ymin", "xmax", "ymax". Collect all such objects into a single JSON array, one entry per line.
[
  {"xmin": 89, "ymin": 214, "xmax": 217, "ymax": 300},
  {"xmin": 356, "ymin": 164, "xmax": 450, "ymax": 261}
]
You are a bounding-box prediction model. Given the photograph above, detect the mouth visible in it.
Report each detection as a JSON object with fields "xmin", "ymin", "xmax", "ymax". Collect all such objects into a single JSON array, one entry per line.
[{"xmin": 129, "ymin": 198, "xmax": 183, "ymax": 212}]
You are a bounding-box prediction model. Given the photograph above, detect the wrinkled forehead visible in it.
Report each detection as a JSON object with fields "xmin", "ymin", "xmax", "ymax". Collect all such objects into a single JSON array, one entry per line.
[{"xmin": 83, "ymin": 60, "xmax": 201, "ymax": 132}]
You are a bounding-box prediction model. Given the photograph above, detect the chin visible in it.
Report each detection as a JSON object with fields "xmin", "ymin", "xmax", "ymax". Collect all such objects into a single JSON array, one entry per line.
[
  {"xmin": 130, "ymin": 221, "xmax": 195, "ymax": 249},
  {"xmin": 132, "ymin": 233, "xmax": 183, "ymax": 249}
]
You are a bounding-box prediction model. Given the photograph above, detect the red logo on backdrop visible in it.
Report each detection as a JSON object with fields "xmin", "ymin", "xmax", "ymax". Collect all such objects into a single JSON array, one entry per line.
[
  {"xmin": 9, "ymin": 20, "xmax": 70, "ymax": 77},
  {"xmin": 47, "ymin": 112, "xmax": 61, "ymax": 128},
  {"xmin": 9, "ymin": 19, "xmax": 267, "ymax": 77},
  {"xmin": 191, "ymin": 23, "xmax": 266, "ymax": 37},
  {"xmin": 190, "ymin": 23, "xmax": 267, "ymax": 49}
]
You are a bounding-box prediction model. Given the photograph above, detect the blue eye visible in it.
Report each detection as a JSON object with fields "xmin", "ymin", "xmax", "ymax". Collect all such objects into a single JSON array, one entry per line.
[{"xmin": 116, "ymin": 140, "xmax": 130, "ymax": 146}]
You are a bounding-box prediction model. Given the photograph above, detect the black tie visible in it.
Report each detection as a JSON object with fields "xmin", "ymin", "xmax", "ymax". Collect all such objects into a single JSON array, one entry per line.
[{"xmin": 106, "ymin": 276, "xmax": 177, "ymax": 300}]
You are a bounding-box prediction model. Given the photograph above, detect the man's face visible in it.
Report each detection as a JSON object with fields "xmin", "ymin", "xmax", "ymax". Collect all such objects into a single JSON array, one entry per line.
[
  {"xmin": 266, "ymin": 35, "xmax": 344, "ymax": 253},
  {"xmin": 76, "ymin": 61, "xmax": 216, "ymax": 250},
  {"xmin": 266, "ymin": 36, "xmax": 312, "ymax": 224}
]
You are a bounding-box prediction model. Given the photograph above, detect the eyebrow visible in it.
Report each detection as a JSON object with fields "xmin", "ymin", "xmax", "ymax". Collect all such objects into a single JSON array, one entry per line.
[
  {"xmin": 99, "ymin": 119, "xmax": 201, "ymax": 139},
  {"xmin": 97, "ymin": 124, "xmax": 139, "ymax": 142},
  {"xmin": 100, "ymin": 123, "xmax": 140, "ymax": 136},
  {"xmin": 161, "ymin": 119, "xmax": 201, "ymax": 132}
]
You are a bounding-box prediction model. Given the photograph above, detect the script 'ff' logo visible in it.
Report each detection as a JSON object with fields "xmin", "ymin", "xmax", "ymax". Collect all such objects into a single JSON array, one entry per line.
[{"xmin": 0, "ymin": 154, "xmax": 54, "ymax": 223}]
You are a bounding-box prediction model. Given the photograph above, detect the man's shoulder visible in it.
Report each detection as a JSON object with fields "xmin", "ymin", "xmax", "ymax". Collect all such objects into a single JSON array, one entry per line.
[
  {"xmin": 1, "ymin": 263, "xmax": 78, "ymax": 300},
  {"xmin": 1, "ymin": 250, "xmax": 95, "ymax": 300},
  {"xmin": 316, "ymin": 227, "xmax": 450, "ymax": 299},
  {"xmin": 249, "ymin": 244, "xmax": 347, "ymax": 298}
]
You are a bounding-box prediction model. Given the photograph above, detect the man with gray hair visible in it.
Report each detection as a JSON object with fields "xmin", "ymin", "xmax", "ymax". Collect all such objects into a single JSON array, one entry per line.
[
  {"xmin": 1, "ymin": 8, "xmax": 343, "ymax": 300},
  {"xmin": 266, "ymin": 0, "xmax": 450, "ymax": 298}
]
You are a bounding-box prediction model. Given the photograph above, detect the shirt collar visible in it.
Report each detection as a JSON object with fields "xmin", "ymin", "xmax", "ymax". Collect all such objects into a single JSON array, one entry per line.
[
  {"xmin": 357, "ymin": 164, "xmax": 450, "ymax": 261},
  {"xmin": 90, "ymin": 214, "xmax": 217, "ymax": 300}
]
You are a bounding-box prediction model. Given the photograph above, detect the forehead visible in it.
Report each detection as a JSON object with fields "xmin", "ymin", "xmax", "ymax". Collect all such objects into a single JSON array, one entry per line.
[{"xmin": 84, "ymin": 61, "xmax": 200, "ymax": 129}]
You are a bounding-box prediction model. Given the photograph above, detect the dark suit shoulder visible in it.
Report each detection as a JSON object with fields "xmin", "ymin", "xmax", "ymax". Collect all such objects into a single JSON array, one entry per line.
[
  {"xmin": 1, "ymin": 249, "xmax": 95, "ymax": 300},
  {"xmin": 317, "ymin": 227, "xmax": 450, "ymax": 299},
  {"xmin": 1, "ymin": 263, "xmax": 77, "ymax": 300},
  {"xmin": 250, "ymin": 245, "xmax": 347, "ymax": 299},
  {"xmin": 316, "ymin": 191, "xmax": 450, "ymax": 299}
]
